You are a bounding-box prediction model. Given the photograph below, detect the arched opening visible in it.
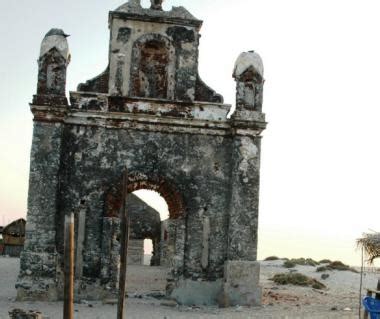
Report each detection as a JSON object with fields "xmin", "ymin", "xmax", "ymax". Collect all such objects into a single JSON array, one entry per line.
[
  {"xmin": 102, "ymin": 173, "xmax": 185, "ymax": 294},
  {"xmin": 129, "ymin": 189, "xmax": 169, "ymax": 266}
]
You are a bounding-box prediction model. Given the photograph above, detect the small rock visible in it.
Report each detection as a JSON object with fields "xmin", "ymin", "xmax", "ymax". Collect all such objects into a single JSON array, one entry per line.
[
  {"xmin": 161, "ymin": 300, "xmax": 177, "ymax": 307},
  {"xmin": 321, "ymin": 274, "xmax": 330, "ymax": 280},
  {"xmin": 331, "ymin": 306, "xmax": 338, "ymax": 311},
  {"xmin": 343, "ymin": 307, "xmax": 351, "ymax": 311},
  {"xmin": 234, "ymin": 305, "xmax": 243, "ymax": 312},
  {"xmin": 26, "ymin": 270, "xmax": 32, "ymax": 276},
  {"xmin": 103, "ymin": 299, "xmax": 118, "ymax": 305}
]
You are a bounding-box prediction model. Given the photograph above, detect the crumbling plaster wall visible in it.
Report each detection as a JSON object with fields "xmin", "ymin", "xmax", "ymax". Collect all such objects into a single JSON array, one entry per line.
[
  {"xmin": 109, "ymin": 19, "xmax": 199, "ymax": 101},
  {"xmin": 56, "ymin": 123, "xmax": 233, "ymax": 283}
]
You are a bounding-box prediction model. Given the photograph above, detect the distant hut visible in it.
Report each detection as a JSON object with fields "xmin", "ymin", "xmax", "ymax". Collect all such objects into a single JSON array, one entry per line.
[{"xmin": 2, "ymin": 219, "xmax": 26, "ymax": 257}]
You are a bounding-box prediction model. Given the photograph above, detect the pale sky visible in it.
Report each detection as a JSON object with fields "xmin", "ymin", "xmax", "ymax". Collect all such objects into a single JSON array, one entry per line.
[{"xmin": 0, "ymin": 0, "xmax": 379, "ymax": 266}]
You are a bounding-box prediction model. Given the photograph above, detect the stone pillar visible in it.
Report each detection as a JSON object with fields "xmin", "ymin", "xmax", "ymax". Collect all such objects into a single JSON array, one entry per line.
[
  {"xmin": 17, "ymin": 122, "xmax": 64, "ymax": 301},
  {"xmin": 221, "ymin": 51, "xmax": 266, "ymax": 307},
  {"xmin": 16, "ymin": 29, "xmax": 70, "ymax": 301},
  {"xmin": 227, "ymin": 135, "xmax": 261, "ymax": 261}
]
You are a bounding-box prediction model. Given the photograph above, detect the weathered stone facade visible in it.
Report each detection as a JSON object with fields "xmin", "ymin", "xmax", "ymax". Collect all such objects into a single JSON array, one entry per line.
[{"xmin": 17, "ymin": 0, "xmax": 267, "ymax": 306}]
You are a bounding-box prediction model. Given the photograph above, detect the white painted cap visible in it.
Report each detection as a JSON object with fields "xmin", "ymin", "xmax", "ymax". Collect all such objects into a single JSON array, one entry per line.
[
  {"xmin": 233, "ymin": 51, "xmax": 264, "ymax": 81},
  {"xmin": 40, "ymin": 29, "xmax": 70, "ymax": 61}
]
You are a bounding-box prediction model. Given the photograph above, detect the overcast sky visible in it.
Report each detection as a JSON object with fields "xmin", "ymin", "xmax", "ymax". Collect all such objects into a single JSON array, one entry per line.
[{"xmin": 0, "ymin": 0, "xmax": 379, "ymax": 266}]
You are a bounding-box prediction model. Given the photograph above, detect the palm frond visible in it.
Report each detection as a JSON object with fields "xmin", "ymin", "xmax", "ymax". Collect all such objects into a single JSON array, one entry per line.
[{"xmin": 357, "ymin": 232, "xmax": 380, "ymax": 264}]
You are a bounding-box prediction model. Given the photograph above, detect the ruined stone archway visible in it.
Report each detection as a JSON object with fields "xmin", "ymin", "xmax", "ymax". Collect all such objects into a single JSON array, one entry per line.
[
  {"xmin": 105, "ymin": 172, "xmax": 185, "ymax": 220},
  {"xmin": 102, "ymin": 172, "xmax": 185, "ymax": 272},
  {"xmin": 19, "ymin": 1, "xmax": 266, "ymax": 306}
]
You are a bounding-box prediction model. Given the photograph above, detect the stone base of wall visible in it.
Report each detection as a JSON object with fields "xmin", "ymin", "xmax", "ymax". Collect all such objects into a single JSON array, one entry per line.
[
  {"xmin": 219, "ymin": 260, "xmax": 262, "ymax": 307},
  {"xmin": 16, "ymin": 277, "xmax": 120, "ymax": 302},
  {"xmin": 169, "ymin": 261, "xmax": 261, "ymax": 307},
  {"xmin": 170, "ymin": 278, "xmax": 223, "ymax": 306},
  {"xmin": 16, "ymin": 277, "xmax": 60, "ymax": 302}
]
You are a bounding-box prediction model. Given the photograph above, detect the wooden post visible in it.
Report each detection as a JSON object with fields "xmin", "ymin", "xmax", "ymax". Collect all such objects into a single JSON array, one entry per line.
[
  {"xmin": 63, "ymin": 213, "xmax": 74, "ymax": 319},
  {"xmin": 376, "ymin": 279, "xmax": 380, "ymax": 299},
  {"xmin": 117, "ymin": 170, "xmax": 130, "ymax": 319}
]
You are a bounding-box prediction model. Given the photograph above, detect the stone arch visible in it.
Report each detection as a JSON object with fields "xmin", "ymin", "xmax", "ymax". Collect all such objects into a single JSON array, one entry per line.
[
  {"xmin": 103, "ymin": 172, "xmax": 185, "ymax": 268},
  {"xmin": 130, "ymin": 34, "xmax": 176, "ymax": 100},
  {"xmin": 105, "ymin": 172, "xmax": 185, "ymax": 220}
]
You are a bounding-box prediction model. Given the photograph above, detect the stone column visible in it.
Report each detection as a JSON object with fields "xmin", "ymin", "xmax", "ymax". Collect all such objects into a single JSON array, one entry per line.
[
  {"xmin": 228, "ymin": 135, "xmax": 261, "ymax": 261},
  {"xmin": 17, "ymin": 122, "xmax": 64, "ymax": 301},
  {"xmin": 17, "ymin": 29, "xmax": 70, "ymax": 301},
  {"xmin": 221, "ymin": 51, "xmax": 266, "ymax": 307}
]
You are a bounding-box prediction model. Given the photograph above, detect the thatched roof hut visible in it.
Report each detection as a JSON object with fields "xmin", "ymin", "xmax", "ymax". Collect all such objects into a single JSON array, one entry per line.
[
  {"xmin": 2, "ymin": 218, "xmax": 26, "ymax": 257},
  {"xmin": 357, "ymin": 232, "xmax": 380, "ymax": 264}
]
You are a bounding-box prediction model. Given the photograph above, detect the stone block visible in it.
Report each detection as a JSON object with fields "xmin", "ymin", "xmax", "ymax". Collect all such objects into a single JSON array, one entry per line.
[{"xmin": 219, "ymin": 260, "xmax": 262, "ymax": 307}]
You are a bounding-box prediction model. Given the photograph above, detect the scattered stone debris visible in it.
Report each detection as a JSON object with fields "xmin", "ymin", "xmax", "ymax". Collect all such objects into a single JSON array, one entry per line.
[
  {"xmin": 103, "ymin": 299, "xmax": 118, "ymax": 305},
  {"xmin": 8, "ymin": 309, "xmax": 43, "ymax": 319},
  {"xmin": 161, "ymin": 299, "xmax": 178, "ymax": 307}
]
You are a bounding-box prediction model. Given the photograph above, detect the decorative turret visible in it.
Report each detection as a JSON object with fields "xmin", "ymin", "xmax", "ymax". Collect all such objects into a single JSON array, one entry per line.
[
  {"xmin": 34, "ymin": 29, "xmax": 70, "ymax": 105},
  {"xmin": 233, "ymin": 51, "xmax": 264, "ymax": 112}
]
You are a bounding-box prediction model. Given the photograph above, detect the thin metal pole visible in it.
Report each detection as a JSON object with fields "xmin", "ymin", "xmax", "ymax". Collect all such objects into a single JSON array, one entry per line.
[
  {"xmin": 63, "ymin": 213, "xmax": 74, "ymax": 319},
  {"xmin": 359, "ymin": 246, "xmax": 364, "ymax": 319},
  {"xmin": 117, "ymin": 170, "xmax": 130, "ymax": 319}
]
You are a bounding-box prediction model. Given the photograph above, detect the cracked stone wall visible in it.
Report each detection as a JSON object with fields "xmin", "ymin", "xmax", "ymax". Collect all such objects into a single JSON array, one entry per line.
[{"xmin": 18, "ymin": 1, "xmax": 266, "ymax": 306}]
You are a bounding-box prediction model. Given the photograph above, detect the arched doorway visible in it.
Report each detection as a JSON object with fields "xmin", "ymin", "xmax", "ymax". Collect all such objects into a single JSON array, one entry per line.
[
  {"xmin": 101, "ymin": 173, "xmax": 186, "ymax": 293},
  {"xmin": 129, "ymin": 189, "xmax": 169, "ymax": 266}
]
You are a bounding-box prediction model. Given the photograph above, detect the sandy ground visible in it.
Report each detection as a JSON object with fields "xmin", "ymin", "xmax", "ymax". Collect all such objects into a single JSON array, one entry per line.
[{"xmin": 0, "ymin": 257, "xmax": 379, "ymax": 319}]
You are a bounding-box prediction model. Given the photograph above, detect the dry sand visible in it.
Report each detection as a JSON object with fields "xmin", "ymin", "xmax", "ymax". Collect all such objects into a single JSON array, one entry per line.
[{"xmin": 0, "ymin": 257, "xmax": 378, "ymax": 319}]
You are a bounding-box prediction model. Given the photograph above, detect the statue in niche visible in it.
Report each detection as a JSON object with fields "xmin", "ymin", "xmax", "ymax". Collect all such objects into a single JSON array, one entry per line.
[{"xmin": 150, "ymin": 0, "xmax": 163, "ymax": 10}]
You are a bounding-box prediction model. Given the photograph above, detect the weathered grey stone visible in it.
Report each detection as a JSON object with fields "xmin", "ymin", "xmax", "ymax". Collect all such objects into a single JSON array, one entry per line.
[
  {"xmin": 220, "ymin": 261, "xmax": 262, "ymax": 307},
  {"xmin": 19, "ymin": 0, "xmax": 267, "ymax": 307},
  {"xmin": 9, "ymin": 309, "xmax": 43, "ymax": 319},
  {"xmin": 170, "ymin": 279, "xmax": 223, "ymax": 306}
]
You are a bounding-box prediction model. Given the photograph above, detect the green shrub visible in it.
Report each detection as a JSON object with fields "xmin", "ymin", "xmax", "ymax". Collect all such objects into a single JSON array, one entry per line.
[
  {"xmin": 264, "ymin": 256, "xmax": 280, "ymax": 261},
  {"xmin": 312, "ymin": 281, "xmax": 326, "ymax": 289},
  {"xmin": 316, "ymin": 261, "xmax": 357, "ymax": 273},
  {"xmin": 270, "ymin": 273, "xmax": 326, "ymax": 290},
  {"xmin": 328, "ymin": 261, "xmax": 350, "ymax": 271},
  {"xmin": 283, "ymin": 258, "xmax": 319, "ymax": 267},
  {"xmin": 319, "ymin": 259, "xmax": 331, "ymax": 264},
  {"xmin": 316, "ymin": 266, "xmax": 328, "ymax": 272},
  {"xmin": 283, "ymin": 260, "xmax": 296, "ymax": 268}
]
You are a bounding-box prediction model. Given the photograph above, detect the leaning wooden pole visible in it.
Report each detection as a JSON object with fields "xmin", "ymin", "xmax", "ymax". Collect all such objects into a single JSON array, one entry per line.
[
  {"xmin": 63, "ymin": 213, "xmax": 74, "ymax": 319},
  {"xmin": 117, "ymin": 170, "xmax": 130, "ymax": 319}
]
